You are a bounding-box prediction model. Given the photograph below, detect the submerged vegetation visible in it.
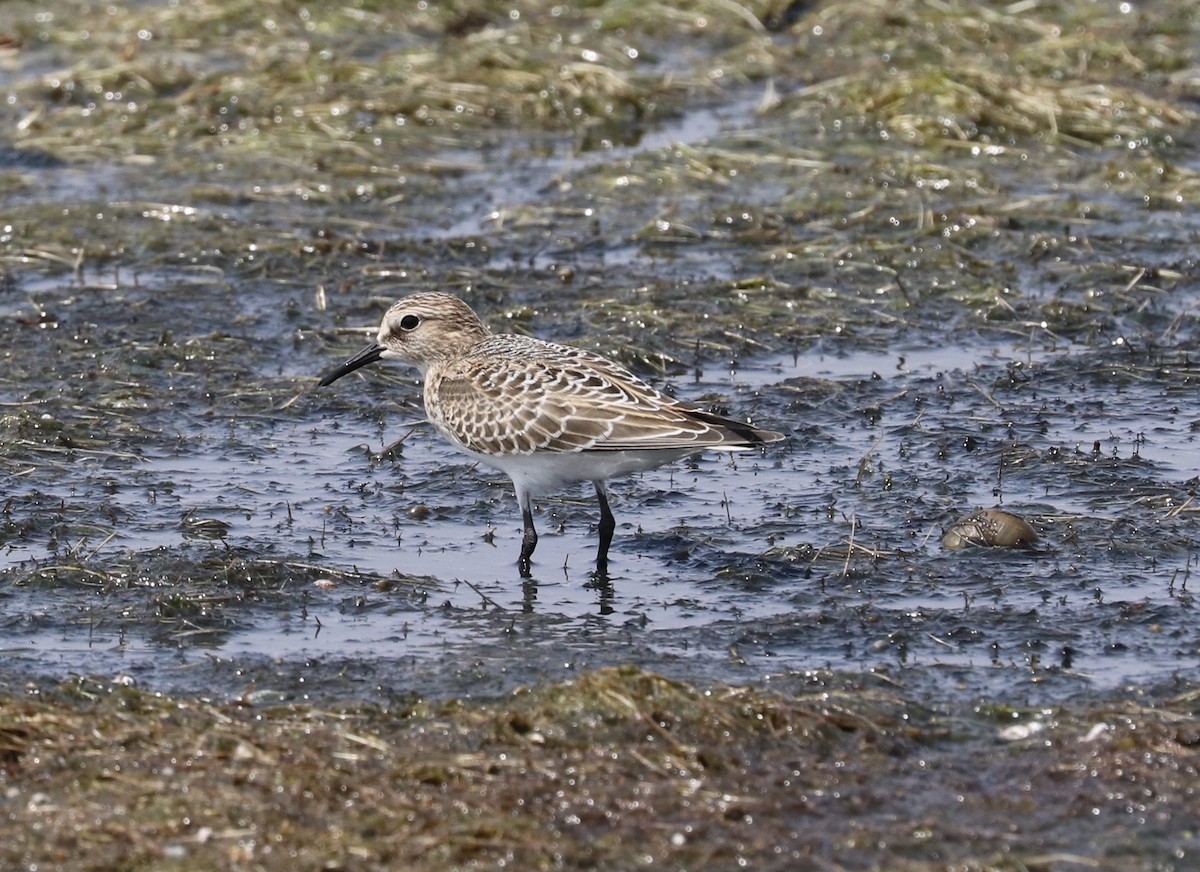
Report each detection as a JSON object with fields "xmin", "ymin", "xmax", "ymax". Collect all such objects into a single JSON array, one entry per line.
[
  {"xmin": 3, "ymin": 0, "xmax": 1197, "ymax": 341},
  {"xmin": 1, "ymin": 0, "xmax": 1198, "ymax": 868},
  {"xmin": 3, "ymin": 667, "xmax": 1199, "ymax": 870}
]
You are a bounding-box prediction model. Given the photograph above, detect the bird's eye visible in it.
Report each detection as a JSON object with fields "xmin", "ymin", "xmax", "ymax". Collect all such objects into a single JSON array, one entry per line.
[{"xmin": 399, "ymin": 314, "xmax": 421, "ymax": 331}]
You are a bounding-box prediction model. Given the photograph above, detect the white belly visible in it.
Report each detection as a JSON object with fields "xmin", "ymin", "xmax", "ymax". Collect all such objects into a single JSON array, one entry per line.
[{"xmin": 464, "ymin": 447, "xmax": 700, "ymax": 497}]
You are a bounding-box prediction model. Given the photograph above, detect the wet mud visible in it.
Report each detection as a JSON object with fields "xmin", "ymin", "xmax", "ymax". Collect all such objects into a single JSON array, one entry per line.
[{"xmin": 1, "ymin": 1, "xmax": 1198, "ymax": 869}]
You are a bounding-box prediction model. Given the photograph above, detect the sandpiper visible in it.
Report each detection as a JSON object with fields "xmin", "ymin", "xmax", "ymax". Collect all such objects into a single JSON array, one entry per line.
[{"xmin": 319, "ymin": 292, "xmax": 784, "ymax": 577}]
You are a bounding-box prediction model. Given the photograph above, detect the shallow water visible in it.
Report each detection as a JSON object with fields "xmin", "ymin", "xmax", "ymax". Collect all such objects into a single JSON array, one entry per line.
[
  {"xmin": 3, "ymin": 27, "xmax": 1199, "ymax": 707},
  {"xmin": 3, "ymin": 327, "xmax": 1195, "ymax": 704}
]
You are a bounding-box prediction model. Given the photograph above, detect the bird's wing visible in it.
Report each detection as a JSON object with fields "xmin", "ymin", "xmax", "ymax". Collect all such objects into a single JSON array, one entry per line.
[{"xmin": 427, "ymin": 341, "xmax": 764, "ymax": 455}]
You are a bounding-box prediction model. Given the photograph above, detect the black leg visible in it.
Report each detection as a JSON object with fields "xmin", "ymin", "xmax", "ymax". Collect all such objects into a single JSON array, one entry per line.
[
  {"xmin": 594, "ymin": 482, "xmax": 615, "ymax": 575},
  {"xmin": 519, "ymin": 504, "xmax": 538, "ymax": 578}
]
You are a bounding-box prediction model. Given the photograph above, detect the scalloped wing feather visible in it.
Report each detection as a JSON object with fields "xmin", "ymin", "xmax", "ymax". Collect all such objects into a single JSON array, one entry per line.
[{"xmin": 425, "ymin": 336, "xmax": 775, "ymax": 456}]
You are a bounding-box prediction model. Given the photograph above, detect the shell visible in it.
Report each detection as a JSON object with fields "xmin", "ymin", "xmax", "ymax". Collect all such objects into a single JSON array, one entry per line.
[{"xmin": 942, "ymin": 508, "xmax": 1038, "ymax": 550}]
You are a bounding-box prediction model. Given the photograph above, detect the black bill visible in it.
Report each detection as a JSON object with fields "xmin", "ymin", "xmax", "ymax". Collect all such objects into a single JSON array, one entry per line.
[{"xmin": 318, "ymin": 342, "xmax": 386, "ymax": 386}]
